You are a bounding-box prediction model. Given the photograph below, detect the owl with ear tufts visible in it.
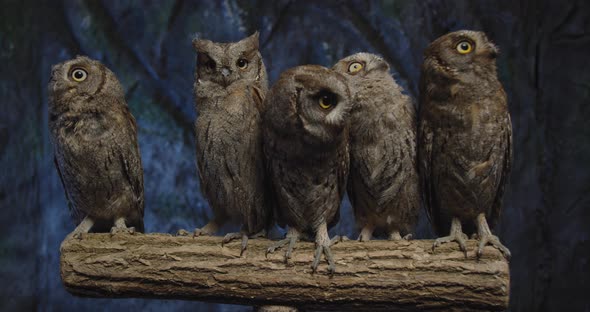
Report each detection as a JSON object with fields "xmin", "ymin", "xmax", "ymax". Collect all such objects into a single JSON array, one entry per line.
[
  {"xmin": 48, "ymin": 56, "xmax": 144, "ymax": 238},
  {"xmin": 419, "ymin": 30, "xmax": 512, "ymax": 259},
  {"xmin": 186, "ymin": 32, "xmax": 270, "ymax": 256},
  {"xmin": 264, "ymin": 65, "xmax": 352, "ymax": 274},
  {"xmin": 333, "ymin": 53, "xmax": 420, "ymax": 242}
]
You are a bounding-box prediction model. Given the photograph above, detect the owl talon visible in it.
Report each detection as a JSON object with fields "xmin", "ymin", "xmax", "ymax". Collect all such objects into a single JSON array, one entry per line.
[
  {"xmin": 221, "ymin": 232, "xmax": 249, "ymax": 256},
  {"xmin": 240, "ymin": 234, "xmax": 249, "ymax": 256},
  {"xmin": 110, "ymin": 226, "xmax": 135, "ymax": 236},
  {"xmin": 66, "ymin": 232, "xmax": 84, "ymax": 241},
  {"xmin": 176, "ymin": 229, "xmax": 190, "ymax": 236},
  {"xmin": 221, "ymin": 232, "xmax": 243, "ymax": 246},
  {"xmin": 192, "ymin": 227, "xmax": 214, "ymax": 237},
  {"xmin": 310, "ymin": 244, "xmax": 336, "ymax": 274},
  {"xmin": 432, "ymin": 217, "xmax": 468, "ymax": 258},
  {"xmin": 249, "ymin": 229, "xmax": 267, "ymax": 239},
  {"xmin": 284, "ymin": 235, "xmax": 297, "ymax": 261},
  {"xmin": 475, "ymin": 213, "xmax": 511, "ymax": 260},
  {"xmin": 330, "ymin": 235, "xmax": 346, "ymax": 246},
  {"xmin": 433, "ymin": 233, "xmax": 468, "ymax": 257},
  {"xmin": 477, "ymin": 233, "xmax": 511, "ymax": 260},
  {"xmin": 389, "ymin": 231, "xmax": 403, "ymax": 241},
  {"xmin": 265, "ymin": 238, "xmax": 290, "ymax": 258}
]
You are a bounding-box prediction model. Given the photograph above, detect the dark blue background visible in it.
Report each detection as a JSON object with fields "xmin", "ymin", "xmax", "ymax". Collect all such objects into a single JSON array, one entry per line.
[{"xmin": 1, "ymin": 0, "xmax": 589, "ymax": 311}]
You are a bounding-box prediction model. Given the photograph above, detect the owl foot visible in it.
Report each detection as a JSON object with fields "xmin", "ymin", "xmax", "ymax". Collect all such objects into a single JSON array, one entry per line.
[
  {"xmin": 475, "ymin": 213, "xmax": 511, "ymax": 260},
  {"xmin": 192, "ymin": 221, "xmax": 219, "ymax": 237},
  {"xmin": 110, "ymin": 218, "xmax": 135, "ymax": 236},
  {"xmin": 65, "ymin": 216, "xmax": 94, "ymax": 240},
  {"xmin": 432, "ymin": 217, "xmax": 468, "ymax": 257},
  {"xmin": 110, "ymin": 226, "xmax": 136, "ymax": 235},
  {"xmin": 331, "ymin": 235, "xmax": 349, "ymax": 245},
  {"xmin": 311, "ymin": 222, "xmax": 336, "ymax": 274},
  {"xmin": 357, "ymin": 225, "xmax": 374, "ymax": 242},
  {"xmin": 221, "ymin": 232, "xmax": 249, "ymax": 256},
  {"xmin": 249, "ymin": 229, "xmax": 267, "ymax": 239},
  {"xmin": 477, "ymin": 233, "xmax": 511, "ymax": 260},
  {"xmin": 65, "ymin": 231, "xmax": 86, "ymax": 241},
  {"xmin": 265, "ymin": 235, "xmax": 299, "ymax": 263},
  {"xmin": 389, "ymin": 231, "xmax": 402, "ymax": 241},
  {"xmin": 176, "ymin": 229, "xmax": 190, "ymax": 236},
  {"xmin": 266, "ymin": 228, "xmax": 300, "ymax": 263},
  {"xmin": 388, "ymin": 231, "xmax": 413, "ymax": 241},
  {"xmin": 311, "ymin": 243, "xmax": 335, "ymax": 275}
]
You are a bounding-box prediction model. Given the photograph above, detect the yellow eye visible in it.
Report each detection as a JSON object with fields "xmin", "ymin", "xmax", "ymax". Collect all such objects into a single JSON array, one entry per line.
[
  {"xmin": 71, "ymin": 68, "xmax": 88, "ymax": 82},
  {"xmin": 318, "ymin": 92, "xmax": 337, "ymax": 109},
  {"xmin": 456, "ymin": 41, "xmax": 473, "ymax": 54},
  {"xmin": 348, "ymin": 62, "xmax": 363, "ymax": 73},
  {"xmin": 236, "ymin": 58, "xmax": 248, "ymax": 69}
]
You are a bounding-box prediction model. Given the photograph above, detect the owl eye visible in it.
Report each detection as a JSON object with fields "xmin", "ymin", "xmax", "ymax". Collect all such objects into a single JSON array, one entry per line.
[
  {"xmin": 318, "ymin": 91, "xmax": 337, "ymax": 110},
  {"xmin": 348, "ymin": 62, "xmax": 363, "ymax": 74},
  {"xmin": 456, "ymin": 41, "xmax": 473, "ymax": 54},
  {"xmin": 71, "ymin": 68, "xmax": 88, "ymax": 82},
  {"xmin": 236, "ymin": 58, "xmax": 248, "ymax": 69}
]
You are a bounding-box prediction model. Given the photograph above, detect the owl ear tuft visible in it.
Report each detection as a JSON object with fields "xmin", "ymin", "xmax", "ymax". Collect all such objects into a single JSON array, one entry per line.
[
  {"xmin": 242, "ymin": 32, "xmax": 260, "ymax": 51},
  {"xmin": 193, "ymin": 39, "xmax": 212, "ymax": 53}
]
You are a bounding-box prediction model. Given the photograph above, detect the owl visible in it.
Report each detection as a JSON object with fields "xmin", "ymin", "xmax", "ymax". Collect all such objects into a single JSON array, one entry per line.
[
  {"xmin": 48, "ymin": 56, "xmax": 144, "ymax": 238},
  {"xmin": 263, "ymin": 65, "xmax": 352, "ymax": 274},
  {"xmin": 333, "ymin": 53, "xmax": 420, "ymax": 242},
  {"xmin": 418, "ymin": 30, "xmax": 512, "ymax": 259},
  {"xmin": 189, "ymin": 32, "xmax": 270, "ymax": 255}
]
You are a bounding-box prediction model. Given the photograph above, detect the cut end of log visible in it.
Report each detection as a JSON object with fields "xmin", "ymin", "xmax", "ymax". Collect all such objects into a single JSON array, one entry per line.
[{"xmin": 60, "ymin": 233, "xmax": 509, "ymax": 311}]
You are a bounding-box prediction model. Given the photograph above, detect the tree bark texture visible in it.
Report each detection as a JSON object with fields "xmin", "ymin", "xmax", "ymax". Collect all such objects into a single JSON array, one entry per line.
[{"xmin": 60, "ymin": 233, "xmax": 509, "ymax": 311}]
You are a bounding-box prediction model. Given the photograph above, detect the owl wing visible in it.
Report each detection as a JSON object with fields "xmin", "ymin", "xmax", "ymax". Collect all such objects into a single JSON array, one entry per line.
[
  {"xmin": 488, "ymin": 112, "xmax": 512, "ymax": 229},
  {"xmin": 116, "ymin": 104, "xmax": 145, "ymax": 221},
  {"xmin": 418, "ymin": 111, "xmax": 438, "ymax": 233},
  {"xmin": 54, "ymin": 156, "xmax": 85, "ymax": 224},
  {"xmin": 244, "ymin": 94, "xmax": 270, "ymax": 234},
  {"xmin": 250, "ymin": 85, "xmax": 265, "ymax": 113},
  {"xmin": 376, "ymin": 99, "xmax": 417, "ymax": 213},
  {"xmin": 327, "ymin": 140, "xmax": 348, "ymax": 229}
]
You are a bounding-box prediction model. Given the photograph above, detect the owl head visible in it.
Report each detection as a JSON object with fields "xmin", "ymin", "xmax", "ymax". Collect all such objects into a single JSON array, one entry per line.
[
  {"xmin": 265, "ymin": 65, "xmax": 352, "ymax": 145},
  {"xmin": 193, "ymin": 32, "xmax": 266, "ymax": 88},
  {"xmin": 423, "ymin": 30, "xmax": 499, "ymax": 77},
  {"xmin": 48, "ymin": 56, "xmax": 124, "ymax": 107},
  {"xmin": 332, "ymin": 52, "xmax": 390, "ymax": 79}
]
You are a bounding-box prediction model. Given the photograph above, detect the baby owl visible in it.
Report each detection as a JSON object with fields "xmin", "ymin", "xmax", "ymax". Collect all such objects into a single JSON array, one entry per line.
[
  {"xmin": 189, "ymin": 32, "xmax": 270, "ymax": 255},
  {"xmin": 48, "ymin": 56, "xmax": 145, "ymax": 238},
  {"xmin": 263, "ymin": 65, "xmax": 352, "ymax": 274},
  {"xmin": 418, "ymin": 30, "xmax": 512, "ymax": 259},
  {"xmin": 333, "ymin": 53, "xmax": 420, "ymax": 242}
]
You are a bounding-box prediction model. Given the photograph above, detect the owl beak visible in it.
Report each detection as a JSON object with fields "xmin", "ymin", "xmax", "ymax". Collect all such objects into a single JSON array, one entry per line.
[{"xmin": 221, "ymin": 67, "xmax": 231, "ymax": 78}]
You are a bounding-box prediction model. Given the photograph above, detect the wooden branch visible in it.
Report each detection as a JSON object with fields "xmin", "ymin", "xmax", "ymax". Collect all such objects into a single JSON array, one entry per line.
[{"xmin": 60, "ymin": 233, "xmax": 509, "ymax": 311}]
